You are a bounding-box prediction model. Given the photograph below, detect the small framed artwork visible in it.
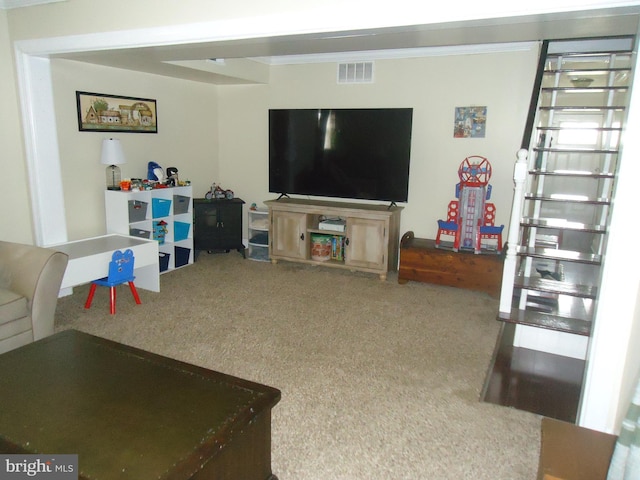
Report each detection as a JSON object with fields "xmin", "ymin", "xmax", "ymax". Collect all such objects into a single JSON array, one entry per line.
[
  {"xmin": 76, "ymin": 91, "xmax": 158, "ymax": 133},
  {"xmin": 453, "ymin": 106, "xmax": 486, "ymax": 138}
]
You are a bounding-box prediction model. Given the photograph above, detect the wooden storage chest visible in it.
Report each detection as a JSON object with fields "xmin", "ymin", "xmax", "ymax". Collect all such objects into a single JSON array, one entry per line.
[{"xmin": 398, "ymin": 232, "xmax": 504, "ymax": 297}]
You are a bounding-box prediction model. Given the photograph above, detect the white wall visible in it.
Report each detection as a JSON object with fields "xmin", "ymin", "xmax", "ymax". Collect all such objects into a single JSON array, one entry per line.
[
  {"xmin": 50, "ymin": 59, "xmax": 219, "ymax": 240},
  {"xmin": 0, "ymin": 8, "xmax": 33, "ymax": 243},
  {"xmin": 43, "ymin": 47, "xmax": 538, "ymax": 242},
  {"xmin": 218, "ymin": 48, "xmax": 538, "ymax": 239}
]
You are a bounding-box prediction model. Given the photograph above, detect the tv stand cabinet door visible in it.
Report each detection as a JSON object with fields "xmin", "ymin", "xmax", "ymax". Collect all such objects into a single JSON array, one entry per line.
[
  {"xmin": 345, "ymin": 217, "xmax": 387, "ymax": 271},
  {"xmin": 271, "ymin": 210, "xmax": 307, "ymax": 260}
]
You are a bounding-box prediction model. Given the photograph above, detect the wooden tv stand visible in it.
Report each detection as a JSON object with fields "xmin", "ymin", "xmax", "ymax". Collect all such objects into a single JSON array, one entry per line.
[
  {"xmin": 265, "ymin": 198, "xmax": 402, "ymax": 280},
  {"xmin": 398, "ymin": 232, "xmax": 504, "ymax": 297}
]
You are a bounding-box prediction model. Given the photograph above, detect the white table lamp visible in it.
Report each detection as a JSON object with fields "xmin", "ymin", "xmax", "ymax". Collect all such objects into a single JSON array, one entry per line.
[{"xmin": 101, "ymin": 138, "xmax": 126, "ymax": 190}]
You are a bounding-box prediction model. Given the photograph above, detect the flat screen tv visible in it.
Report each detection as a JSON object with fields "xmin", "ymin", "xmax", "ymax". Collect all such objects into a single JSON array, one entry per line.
[{"xmin": 269, "ymin": 108, "xmax": 413, "ymax": 203}]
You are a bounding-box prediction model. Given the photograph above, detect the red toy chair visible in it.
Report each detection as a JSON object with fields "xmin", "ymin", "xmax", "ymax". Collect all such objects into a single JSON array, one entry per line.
[
  {"xmin": 85, "ymin": 249, "xmax": 141, "ymax": 314},
  {"xmin": 435, "ymin": 200, "xmax": 461, "ymax": 251},
  {"xmin": 476, "ymin": 203, "xmax": 504, "ymax": 253}
]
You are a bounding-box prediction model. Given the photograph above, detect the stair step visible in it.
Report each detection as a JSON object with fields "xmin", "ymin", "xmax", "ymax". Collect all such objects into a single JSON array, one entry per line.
[
  {"xmin": 530, "ymin": 169, "xmax": 615, "ymax": 179},
  {"xmin": 542, "ymin": 86, "xmax": 629, "ymax": 92},
  {"xmin": 536, "ymin": 126, "xmax": 622, "ymax": 133},
  {"xmin": 515, "ymin": 275, "xmax": 597, "ymax": 299},
  {"xmin": 545, "ymin": 67, "xmax": 631, "ymax": 75},
  {"xmin": 521, "ymin": 217, "xmax": 607, "ymax": 233},
  {"xmin": 546, "ymin": 50, "xmax": 632, "ymax": 58},
  {"xmin": 533, "ymin": 147, "xmax": 619, "ymax": 154},
  {"xmin": 524, "ymin": 193, "xmax": 611, "ymax": 205},
  {"xmin": 539, "ymin": 106, "xmax": 625, "ymax": 112},
  {"xmin": 497, "ymin": 309, "xmax": 592, "ymax": 336},
  {"xmin": 516, "ymin": 246, "xmax": 601, "ymax": 264}
]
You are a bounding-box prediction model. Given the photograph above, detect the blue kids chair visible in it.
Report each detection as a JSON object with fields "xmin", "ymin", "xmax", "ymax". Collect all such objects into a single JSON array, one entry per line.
[{"xmin": 84, "ymin": 249, "xmax": 141, "ymax": 314}]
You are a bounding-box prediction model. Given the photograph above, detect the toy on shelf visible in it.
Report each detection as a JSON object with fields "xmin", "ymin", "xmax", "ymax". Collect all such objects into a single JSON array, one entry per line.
[
  {"xmin": 204, "ymin": 182, "xmax": 234, "ymax": 200},
  {"xmin": 153, "ymin": 220, "xmax": 168, "ymax": 244},
  {"xmin": 166, "ymin": 167, "xmax": 179, "ymax": 186},
  {"xmin": 435, "ymin": 155, "xmax": 504, "ymax": 254},
  {"xmin": 147, "ymin": 161, "xmax": 164, "ymax": 182}
]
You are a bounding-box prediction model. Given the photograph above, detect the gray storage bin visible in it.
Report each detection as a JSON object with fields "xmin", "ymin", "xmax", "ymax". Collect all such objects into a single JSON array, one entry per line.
[
  {"xmin": 128, "ymin": 200, "xmax": 148, "ymax": 222},
  {"xmin": 129, "ymin": 228, "xmax": 151, "ymax": 239},
  {"xmin": 173, "ymin": 195, "xmax": 191, "ymax": 214}
]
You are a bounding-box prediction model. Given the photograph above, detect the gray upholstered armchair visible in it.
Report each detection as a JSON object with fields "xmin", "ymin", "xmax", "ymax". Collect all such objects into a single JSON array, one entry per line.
[{"xmin": 0, "ymin": 241, "xmax": 68, "ymax": 354}]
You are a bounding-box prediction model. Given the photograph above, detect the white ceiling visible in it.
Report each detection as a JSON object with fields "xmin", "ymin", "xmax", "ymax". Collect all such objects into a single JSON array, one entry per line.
[
  {"xmin": 14, "ymin": 4, "xmax": 640, "ymax": 84},
  {"xmin": 0, "ymin": 0, "xmax": 64, "ymax": 9}
]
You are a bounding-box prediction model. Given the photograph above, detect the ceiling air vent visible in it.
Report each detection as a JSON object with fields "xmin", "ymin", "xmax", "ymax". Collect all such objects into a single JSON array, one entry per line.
[{"xmin": 337, "ymin": 62, "xmax": 374, "ymax": 84}]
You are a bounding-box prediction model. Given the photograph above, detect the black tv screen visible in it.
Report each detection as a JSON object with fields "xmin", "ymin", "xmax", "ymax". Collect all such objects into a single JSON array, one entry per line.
[{"xmin": 269, "ymin": 108, "xmax": 413, "ymax": 203}]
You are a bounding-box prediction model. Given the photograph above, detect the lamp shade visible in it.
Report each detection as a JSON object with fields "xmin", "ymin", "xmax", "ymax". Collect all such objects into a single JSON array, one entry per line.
[{"xmin": 101, "ymin": 138, "xmax": 126, "ymax": 166}]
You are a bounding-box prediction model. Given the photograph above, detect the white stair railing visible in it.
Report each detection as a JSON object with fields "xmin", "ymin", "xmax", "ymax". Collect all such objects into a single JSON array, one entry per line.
[{"xmin": 499, "ymin": 148, "xmax": 529, "ymax": 313}]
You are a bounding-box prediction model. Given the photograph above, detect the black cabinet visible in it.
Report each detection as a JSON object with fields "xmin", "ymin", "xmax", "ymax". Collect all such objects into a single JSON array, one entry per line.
[{"xmin": 193, "ymin": 198, "xmax": 245, "ymax": 257}]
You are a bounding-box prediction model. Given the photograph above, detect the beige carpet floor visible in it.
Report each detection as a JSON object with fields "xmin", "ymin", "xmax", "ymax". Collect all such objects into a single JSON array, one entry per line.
[{"xmin": 54, "ymin": 252, "xmax": 541, "ymax": 479}]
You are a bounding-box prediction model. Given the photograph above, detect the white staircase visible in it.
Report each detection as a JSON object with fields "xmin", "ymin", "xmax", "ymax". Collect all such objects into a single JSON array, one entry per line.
[{"xmin": 499, "ymin": 36, "xmax": 634, "ymax": 356}]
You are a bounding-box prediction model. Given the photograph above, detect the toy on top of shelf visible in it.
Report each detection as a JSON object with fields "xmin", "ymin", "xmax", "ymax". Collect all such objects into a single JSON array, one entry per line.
[
  {"xmin": 204, "ymin": 182, "xmax": 235, "ymax": 200},
  {"xmin": 147, "ymin": 161, "xmax": 164, "ymax": 182},
  {"xmin": 435, "ymin": 155, "xmax": 504, "ymax": 254},
  {"xmin": 166, "ymin": 167, "xmax": 179, "ymax": 186}
]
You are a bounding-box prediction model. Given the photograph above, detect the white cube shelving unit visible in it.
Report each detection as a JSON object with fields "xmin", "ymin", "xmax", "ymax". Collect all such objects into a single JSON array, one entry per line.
[{"xmin": 105, "ymin": 186, "xmax": 193, "ymax": 273}]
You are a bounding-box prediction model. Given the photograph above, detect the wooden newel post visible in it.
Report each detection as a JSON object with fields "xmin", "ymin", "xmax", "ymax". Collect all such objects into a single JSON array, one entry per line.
[{"xmin": 499, "ymin": 148, "xmax": 528, "ymax": 313}]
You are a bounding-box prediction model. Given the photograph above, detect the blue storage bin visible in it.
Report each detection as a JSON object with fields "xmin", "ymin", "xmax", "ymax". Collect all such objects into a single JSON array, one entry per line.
[
  {"xmin": 175, "ymin": 246, "xmax": 191, "ymax": 267},
  {"xmin": 152, "ymin": 198, "xmax": 172, "ymax": 218},
  {"xmin": 159, "ymin": 252, "xmax": 170, "ymax": 272},
  {"xmin": 174, "ymin": 221, "xmax": 190, "ymax": 241}
]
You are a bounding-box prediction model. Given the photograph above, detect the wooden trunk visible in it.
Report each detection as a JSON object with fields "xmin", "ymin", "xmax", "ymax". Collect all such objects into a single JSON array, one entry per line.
[{"xmin": 398, "ymin": 232, "xmax": 504, "ymax": 297}]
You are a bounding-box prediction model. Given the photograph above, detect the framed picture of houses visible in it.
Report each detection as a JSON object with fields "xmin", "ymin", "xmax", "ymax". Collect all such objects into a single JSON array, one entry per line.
[{"xmin": 76, "ymin": 91, "xmax": 158, "ymax": 133}]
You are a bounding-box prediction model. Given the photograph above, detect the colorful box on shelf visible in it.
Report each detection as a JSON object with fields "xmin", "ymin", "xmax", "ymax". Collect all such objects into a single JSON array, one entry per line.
[
  {"xmin": 152, "ymin": 198, "xmax": 172, "ymax": 218},
  {"xmin": 153, "ymin": 220, "xmax": 168, "ymax": 244},
  {"xmin": 331, "ymin": 236, "xmax": 344, "ymax": 261},
  {"xmin": 310, "ymin": 233, "xmax": 332, "ymax": 262},
  {"xmin": 174, "ymin": 221, "xmax": 191, "ymax": 241}
]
